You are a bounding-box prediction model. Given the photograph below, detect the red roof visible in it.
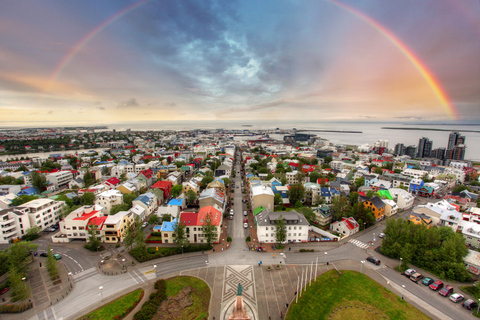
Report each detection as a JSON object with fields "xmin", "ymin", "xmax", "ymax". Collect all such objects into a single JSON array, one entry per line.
[
  {"xmin": 140, "ymin": 168, "xmax": 153, "ymax": 179},
  {"xmin": 289, "ymin": 162, "xmax": 299, "ymax": 167},
  {"xmin": 73, "ymin": 210, "xmax": 99, "ymax": 221},
  {"xmin": 88, "ymin": 216, "xmax": 107, "ymax": 227},
  {"xmin": 198, "ymin": 206, "xmax": 221, "ymax": 226},
  {"xmin": 180, "ymin": 212, "xmax": 198, "ymax": 226},
  {"xmin": 152, "ymin": 181, "xmax": 172, "ymax": 189},
  {"xmin": 106, "ymin": 177, "xmax": 121, "ymax": 185}
]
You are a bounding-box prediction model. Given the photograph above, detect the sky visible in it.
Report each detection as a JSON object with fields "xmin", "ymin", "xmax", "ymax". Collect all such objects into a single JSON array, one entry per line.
[{"xmin": 1, "ymin": 0, "xmax": 479, "ymax": 126}]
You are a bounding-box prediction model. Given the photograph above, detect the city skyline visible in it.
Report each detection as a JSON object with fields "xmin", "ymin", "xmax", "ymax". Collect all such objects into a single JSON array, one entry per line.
[{"xmin": 1, "ymin": 0, "xmax": 479, "ymax": 125}]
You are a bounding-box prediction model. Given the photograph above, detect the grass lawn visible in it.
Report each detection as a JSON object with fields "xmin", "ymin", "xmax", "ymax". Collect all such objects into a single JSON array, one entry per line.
[
  {"xmin": 164, "ymin": 276, "xmax": 210, "ymax": 320},
  {"xmin": 77, "ymin": 288, "xmax": 143, "ymax": 320},
  {"xmin": 147, "ymin": 235, "xmax": 162, "ymax": 241},
  {"xmin": 286, "ymin": 270, "xmax": 430, "ymax": 320}
]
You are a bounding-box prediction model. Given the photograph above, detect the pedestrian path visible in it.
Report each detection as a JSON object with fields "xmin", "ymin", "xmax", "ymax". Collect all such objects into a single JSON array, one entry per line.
[{"xmin": 348, "ymin": 239, "xmax": 369, "ymax": 249}]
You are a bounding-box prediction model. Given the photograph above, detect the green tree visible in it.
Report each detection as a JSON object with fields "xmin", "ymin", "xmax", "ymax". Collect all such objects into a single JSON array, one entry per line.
[
  {"xmin": 174, "ymin": 161, "xmax": 186, "ymax": 168},
  {"xmin": 373, "ymin": 167, "xmax": 383, "ymax": 175},
  {"xmin": 223, "ymin": 178, "xmax": 231, "ymax": 187},
  {"xmin": 452, "ymin": 185, "xmax": 472, "ymax": 193},
  {"xmin": 172, "ymin": 219, "xmax": 189, "ymax": 248},
  {"xmin": 23, "ymin": 226, "xmax": 41, "ymax": 241},
  {"xmin": 162, "ymin": 214, "xmax": 172, "ymax": 222},
  {"xmin": 81, "ymin": 192, "xmax": 95, "ymax": 205},
  {"xmin": 330, "ymin": 195, "xmax": 351, "ymax": 221},
  {"xmin": 280, "ymin": 177, "xmax": 287, "ymax": 186},
  {"xmin": 171, "ymin": 185, "xmax": 183, "ymax": 198},
  {"xmin": 46, "ymin": 246, "xmax": 59, "ymax": 280},
  {"xmin": 14, "ymin": 165, "xmax": 28, "ymax": 172},
  {"xmin": 31, "ymin": 171, "xmax": 48, "ymax": 192},
  {"xmin": 123, "ymin": 193, "xmax": 137, "ymax": 207},
  {"xmin": 201, "ymin": 176, "xmax": 214, "ymax": 187},
  {"xmin": 110, "ymin": 203, "xmax": 130, "ymax": 215},
  {"xmin": 148, "ymin": 214, "xmax": 159, "ymax": 225},
  {"xmin": 186, "ymin": 190, "xmax": 198, "ymax": 204},
  {"xmin": 122, "ymin": 221, "xmax": 135, "ymax": 249},
  {"xmin": 309, "ymin": 171, "xmax": 321, "ymax": 183},
  {"xmin": 274, "ymin": 193, "xmax": 283, "ymax": 206},
  {"xmin": 354, "ymin": 177, "xmax": 365, "ymax": 189},
  {"xmin": 275, "ymin": 215, "xmax": 287, "ymax": 244},
  {"xmin": 120, "ymin": 173, "xmax": 127, "ymax": 182},
  {"xmin": 202, "ymin": 213, "xmax": 218, "ymax": 246},
  {"xmin": 365, "ymin": 190, "xmax": 376, "ymax": 198},
  {"xmin": 134, "ymin": 219, "xmax": 146, "ymax": 250},
  {"xmin": 11, "ymin": 195, "xmax": 39, "ymax": 206},
  {"xmin": 296, "ymin": 207, "xmax": 316, "ymax": 224},
  {"xmin": 85, "ymin": 224, "xmax": 101, "ymax": 251},
  {"xmin": 288, "ymin": 183, "xmax": 305, "ymax": 206},
  {"xmin": 9, "ymin": 268, "xmax": 30, "ymax": 302},
  {"xmin": 84, "ymin": 170, "xmax": 95, "ymax": 187},
  {"xmin": 349, "ymin": 192, "xmax": 359, "ymax": 205},
  {"xmin": 8, "ymin": 242, "xmax": 38, "ymax": 276}
]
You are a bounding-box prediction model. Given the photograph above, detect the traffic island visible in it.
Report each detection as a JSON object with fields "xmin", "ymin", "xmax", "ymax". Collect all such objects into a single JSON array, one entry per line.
[{"xmin": 98, "ymin": 253, "xmax": 130, "ymax": 275}]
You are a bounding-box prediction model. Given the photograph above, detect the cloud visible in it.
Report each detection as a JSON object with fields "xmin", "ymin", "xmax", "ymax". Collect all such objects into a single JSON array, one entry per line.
[
  {"xmin": 165, "ymin": 102, "xmax": 177, "ymax": 107},
  {"xmin": 118, "ymin": 98, "xmax": 140, "ymax": 109},
  {"xmin": 47, "ymin": 110, "xmax": 53, "ymax": 114},
  {"xmin": 96, "ymin": 106, "xmax": 105, "ymax": 110}
]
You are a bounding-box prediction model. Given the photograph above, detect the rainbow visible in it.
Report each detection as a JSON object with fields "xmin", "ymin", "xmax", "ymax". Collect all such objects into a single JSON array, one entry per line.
[
  {"xmin": 46, "ymin": 0, "xmax": 458, "ymax": 119},
  {"xmin": 46, "ymin": 0, "xmax": 153, "ymax": 90},
  {"xmin": 324, "ymin": 0, "xmax": 458, "ymax": 120}
]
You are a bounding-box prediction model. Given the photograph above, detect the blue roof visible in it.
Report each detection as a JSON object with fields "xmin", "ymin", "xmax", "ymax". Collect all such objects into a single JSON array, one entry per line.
[
  {"xmin": 134, "ymin": 192, "xmax": 155, "ymax": 205},
  {"xmin": 18, "ymin": 187, "xmax": 39, "ymax": 196},
  {"xmin": 161, "ymin": 218, "xmax": 177, "ymax": 232},
  {"xmin": 167, "ymin": 199, "xmax": 184, "ymax": 206},
  {"xmin": 321, "ymin": 187, "xmax": 331, "ymax": 197}
]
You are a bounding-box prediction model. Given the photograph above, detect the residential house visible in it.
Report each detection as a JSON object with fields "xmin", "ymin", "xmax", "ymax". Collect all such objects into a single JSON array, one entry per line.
[
  {"xmin": 94, "ymin": 190, "xmax": 123, "ymax": 215},
  {"xmin": 103, "ymin": 210, "xmax": 135, "ymax": 243},
  {"xmin": 132, "ymin": 192, "xmax": 158, "ymax": 217},
  {"xmin": 149, "ymin": 188, "xmax": 165, "ymax": 206},
  {"xmin": 198, "ymin": 188, "xmax": 225, "ymax": 210},
  {"xmin": 383, "ymin": 199, "xmax": 398, "ymax": 216},
  {"xmin": 180, "ymin": 206, "xmax": 222, "ymax": 244},
  {"xmin": 389, "ymin": 188, "xmax": 415, "ymax": 210},
  {"xmin": 0, "ymin": 185, "xmax": 21, "ymax": 196},
  {"xmin": 129, "ymin": 204, "xmax": 146, "ymax": 221},
  {"xmin": 251, "ymin": 185, "xmax": 274, "ymax": 211},
  {"xmin": 413, "ymin": 200, "xmax": 459, "ymax": 226},
  {"xmin": 104, "ymin": 177, "xmax": 121, "ymax": 190},
  {"xmin": 330, "ymin": 217, "xmax": 359, "ymax": 237},
  {"xmin": 409, "ymin": 179, "xmax": 424, "ymax": 194},
  {"xmin": 182, "ymin": 180, "xmax": 199, "ymax": 195},
  {"xmin": 304, "ymin": 183, "xmax": 321, "ymax": 206},
  {"xmin": 157, "ymin": 206, "xmax": 180, "ymax": 220},
  {"xmin": 151, "ymin": 180, "xmax": 172, "ymax": 199},
  {"xmin": 256, "ymin": 208, "xmax": 309, "ymax": 243},
  {"xmin": 408, "ymin": 212, "xmax": 433, "ymax": 228},
  {"xmin": 68, "ymin": 177, "xmax": 85, "ymax": 189},
  {"xmin": 139, "ymin": 169, "xmax": 155, "ymax": 188},
  {"xmin": 61, "ymin": 205, "xmax": 104, "ymax": 241},
  {"xmin": 46, "ymin": 171, "xmax": 73, "ymax": 189},
  {"xmin": 313, "ymin": 205, "xmax": 333, "ymax": 225},
  {"xmin": 116, "ymin": 182, "xmax": 137, "ymax": 194},
  {"xmin": 0, "ymin": 193, "xmax": 17, "ymax": 210},
  {"xmin": 159, "ymin": 218, "xmax": 177, "ymax": 244},
  {"xmin": 361, "ymin": 196, "xmax": 386, "ymax": 221},
  {"xmin": 17, "ymin": 198, "xmax": 65, "ymax": 230}
]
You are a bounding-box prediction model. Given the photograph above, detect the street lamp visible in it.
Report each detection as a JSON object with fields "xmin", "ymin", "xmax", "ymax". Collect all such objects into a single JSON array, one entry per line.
[
  {"xmin": 101, "ymin": 260, "xmax": 104, "ymax": 273},
  {"xmin": 181, "ymin": 245, "xmax": 184, "ymax": 255},
  {"xmin": 99, "ymin": 286, "xmax": 104, "ymax": 302},
  {"xmin": 360, "ymin": 260, "xmax": 365, "ymax": 273},
  {"xmin": 401, "ymin": 285, "xmax": 405, "ymax": 300},
  {"xmin": 477, "ymin": 298, "xmax": 480, "ymax": 314},
  {"xmin": 153, "ymin": 264, "xmax": 156, "ymax": 272},
  {"xmin": 324, "ymin": 252, "xmax": 327, "ymax": 265}
]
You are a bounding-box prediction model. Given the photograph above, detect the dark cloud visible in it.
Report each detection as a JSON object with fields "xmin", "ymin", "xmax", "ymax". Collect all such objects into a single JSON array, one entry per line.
[{"xmin": 118, "ymin": 98, "xmax": 139, "ymax": 109}]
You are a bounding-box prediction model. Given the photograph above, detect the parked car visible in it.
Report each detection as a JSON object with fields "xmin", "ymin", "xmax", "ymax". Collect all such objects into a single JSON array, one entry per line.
[
  {"xmin": 439, "ymin": 285, "xmax": 454, "ymax": 297},
  {"xmin": 422, "ymin": 277, "xmax": 434, "ymax": 286},
  {"xmin": 0, "ymin": 287, "xmax": 9, "ymax": 295},
  {"xmin": 429, "ymin": 280, "xmax": 444, "ymax": 291},
  {"xmin": 141, "ymin": 222, "xmax": 148, "ymax": 229},
  {"xmin": 44, "ymin": 227, "xmax": 56, "ymax": 232},
  {"xmin": 404, "ymin": 269, "xmax": 416, "ymax": 277},
  {"xmin": 366, "ymin": 256, "xmax": 380, "ymax": 265},
  {"xmin": 40, "ymin": 252, "xmax": 48, "ymax": 257},
  {"xmin": 449, "ymin": 293, "xmax": 464, "ymax": 303},
  {"xmin": 410, "ymin": 273, "xmax": 423, "ymax": 283},
  {"xmin": 243, "ymin": 211, "xmax": 247, "ymax": 216},
  {"xmin": 463, "ymin": 299, "xmax": 478, "ymax": 310},
  {"xmin": 378, "ymin": 232, "xmax": 385, "ymax": 238},
  {"xmin": 243, "ymin": 222, "xmax": 248, "ymax": 229},
  {"xmin": 53, "ymin": 254, "xmax": 62, "ymax": 260}
]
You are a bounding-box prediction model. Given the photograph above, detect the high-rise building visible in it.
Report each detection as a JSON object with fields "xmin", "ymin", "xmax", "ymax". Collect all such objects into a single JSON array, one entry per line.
[
  {"xmin": 448, "ymin": 132, "xmax": 465, "ymax": 150},
  {"xmin": 405, "ymin": 145, "xmax": 417, "ymax": 159},
  {"xmin": 394, "ymin": 143, "xmax": 405, "ymax": 156},
  {"xmin": 417, "ymin": 137, "xmax": 432, "ymax": 159},
  {"xmin": 431, "ymin": 147, "xmax": 446, "ymax": 161},
  {"xmin": 453, "ymin": 144, "xmax": 466, "ymax": 160}
]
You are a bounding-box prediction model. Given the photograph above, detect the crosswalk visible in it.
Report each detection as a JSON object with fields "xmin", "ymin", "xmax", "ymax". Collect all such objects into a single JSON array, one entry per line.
[{"xmin": 348, "ymin": 239, "xmax": 369, "ymax": 249}]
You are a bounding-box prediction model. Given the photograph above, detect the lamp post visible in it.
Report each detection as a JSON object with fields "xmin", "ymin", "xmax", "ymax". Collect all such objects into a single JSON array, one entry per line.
[
  {"xmin": 101, "ymin": 260, "xmax": 104, "ymax": 273},
  {"xmin": 401, "ymin": 285, "xmax": 405, "ymax": 300},
  {"xmin": 21, "ymin": 277, "xmax": 26, "ymax": 288},
  {"xmin": 360, "ymin": 260, "xmax": 365, "ymax": 273},
  {"xmin": 324, "ymin": 252, "xmax": 327, "ymax": 265},
  {"xmin": 99, "ymin": 286, "xmax": 104, "ymax": 302},
  {"xmin": 153, "ymin": 264, "xmax": 156, "ymax": 272},
  {"xmin": 182, "ymin": 245, "xmax": 184, "ymax": 255},
  {"xmin": 400, "ymin": 257, "xmax": 403, "ymax": 269},
  {"xmin": 477, "ymin": 299, "xmax": 480, "ymax": 314}
]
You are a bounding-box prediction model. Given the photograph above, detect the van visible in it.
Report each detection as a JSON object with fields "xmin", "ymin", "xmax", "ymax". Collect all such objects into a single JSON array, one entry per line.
[{"xmin": 410, "ymin": 272, "xmax": 423, "ymax": 283}]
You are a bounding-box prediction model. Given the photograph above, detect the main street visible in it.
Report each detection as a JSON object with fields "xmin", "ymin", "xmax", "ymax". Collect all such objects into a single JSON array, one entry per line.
[{"xmin": 21, "ymin": 154, "xmax": 474, "ymax": 320}]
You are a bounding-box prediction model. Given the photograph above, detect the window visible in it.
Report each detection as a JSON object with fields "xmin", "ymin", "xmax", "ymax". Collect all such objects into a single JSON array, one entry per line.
[
  {"xmin": 72, "ymin": 226, "xmax": 77, "ymax": 230},
  {"xmin": 265, "ymin": 227, "xmax": 268, "ymax": 231},
  {"xmin": 293, "ymin": 233, "xmax": 297, "ymax": 236}
]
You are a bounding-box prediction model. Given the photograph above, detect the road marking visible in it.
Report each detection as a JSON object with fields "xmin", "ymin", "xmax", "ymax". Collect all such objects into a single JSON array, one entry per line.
[
  {"xmin": 348, "ymin": 239, "xmax": 368, "ymax": 249},
  {"xmin": 61, "ymin": 253, "xmax": 84, "ymax": 272}
]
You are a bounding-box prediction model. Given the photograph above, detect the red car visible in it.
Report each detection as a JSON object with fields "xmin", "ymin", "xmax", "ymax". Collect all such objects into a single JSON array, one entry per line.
[
  {"xmin": 439, "ymin": 285, "xmax": 454, "ymax": 297},
  {"xmin": 0, "ymin": 287, "xmax": 9, "ymax": 295},
  {"xmin": 429, "ymin": 280, "xmax": 444, "ymax": 291}
]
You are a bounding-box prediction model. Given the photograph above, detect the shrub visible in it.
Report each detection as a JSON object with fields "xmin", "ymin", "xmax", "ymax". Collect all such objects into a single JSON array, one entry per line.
[
  {"xmin": 0, "ymin": 302, "xmax": 32, "ymax": 313},
  {"xmin": 130, "ymin": 244, "xmax": 212, "ymax": 262},
  {"xmin": 246, "ymin": 236, "xmax": 251, "ymax": 242},
  {"xmin": 133, "ymin": 280, "xmax": 166, "ymax": 320},
  {"xmin": 227, "ymin": 236, "xmax": 232, "ymax": 242},
  {"xmin": 299, "ymin": 249, "xmax": 314, "ymax": 252}
]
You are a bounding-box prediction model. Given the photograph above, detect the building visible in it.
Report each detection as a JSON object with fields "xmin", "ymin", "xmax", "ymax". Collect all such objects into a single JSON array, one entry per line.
[
  {"xmin": 448, "ymin": 132, "xmax": 465, "ymax": 150},
  {"xmin": 61, "ymin": 205, "xmax": 105, "ymax": 241},
  {"xmin": 46, "ymin": 170, "xmax": 73, "ymax": 189},
  {"xmin": 256, "ymin": 208, "xmax": 309, "ymax": 243},
  {"xmin": 0, "ymin": 185, "xmax": 21, "ymax": 196},
  {"xmin": 417, "ymin": 137, "xmax": 433, "ymax": 158},
  {"xmin": 394, "ymin": 143, "xmax": 405, "ymax": 156},
  {"xmin": 179, "ymin": 206, "xmax": 222, "ymax": 244},
  {"xmin": 313, "ymin": 206, "xmax": 333, "ymax": 225},
  {"xmin": 330, "ymin": 217, "xmax": 359, "ymax": 237},
  {"xmin": 132, "ymin": 192, "xmax": 158, "ymax": 217},
  {"xmin": 159, "ymin": 218, "xmax": 177, "ymax": 244},
  {"xmin": 94, "ymin": 190, "xmax": 123, "ymax": 215},
  {"xmin": 17, "ymin": 198, "xmax": 65, "ymax": 230},
  {"xmin": 151, "ymin": 180, "xmax": 173, "ymax": 199},
  {"xmin": 361, "ymin": 196, "xmax": 386, "ymax": 221},
  {"xmin": 408, "ymin": 212, "xmax": 433, "ymax": 228},
  {"xmin": 251, "ymin": 185, "xmax": 274, "ymax": 211},
  {"xmin": 0, "ymin": 208, "xmax": 32, "ymax": 244},
  {"xmin": 103, "ymin": 210, "xmax": 135, "ymax": 243},
  {"xmin": 104, "ymin": 177, "xmax": 121, "ymax": 190}
]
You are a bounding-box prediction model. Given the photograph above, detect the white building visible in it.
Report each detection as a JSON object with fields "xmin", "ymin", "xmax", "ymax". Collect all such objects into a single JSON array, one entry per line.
[
  {"xmin": 17, "ymin": 198, "xmax": 65, "ymax": 230},
  {"xmin": 61, "ymin": 205, "xmax": 105, "ymax": 241},
  {"xmin": 95, "ymin": 190, "xmax": 123, "ymax": 215},
  {"xmin": 46, "ymin": 171, "xmax": 73, "ymax": 189},
  {"xmin": 256, "ymin": 208, "xmax": 309, "ymax": 243},
  {"xmin": 0, "ymin": 208, "xmax": 32, "ymax": 244},
  {"xmin": 389, "ymin": 188, "xmax": 415, "ymax": 210},
  {"xmin": 330, "ymin": 217, "xmax": 360, "ymax": 238}
]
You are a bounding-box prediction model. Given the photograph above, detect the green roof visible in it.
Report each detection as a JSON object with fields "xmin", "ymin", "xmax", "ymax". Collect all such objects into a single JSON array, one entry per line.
[
  {"xmin": 181, "ymin": 166, "xmax": 191, "ymax": 171},
  {"xmin": 377, "ymin": 190, "xmax": 393, "ymax": 200},
  {"xmin": 254, "ymin": 206, "xmax": 266, "ymax": 216}
]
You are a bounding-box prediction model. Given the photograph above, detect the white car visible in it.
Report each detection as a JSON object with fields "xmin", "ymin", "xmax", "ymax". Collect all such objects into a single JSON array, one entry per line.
[
  {"xmin": 379, "ymin": 232, "xmax": 385, "ymax": 238},
  {"xmin": 243, "ymin": 222, "xmax": 248, "ymax": 229},
  {"xmin": 449, "ymin": 293, "xmax": 464, "ymax": 303},
  {"xmin": 141, "ymin": 222, "xmax": 148, "ymax": 228},
  {"xmin": 404, "ymin": 269, "xmax": 416, "ymax": 276}
]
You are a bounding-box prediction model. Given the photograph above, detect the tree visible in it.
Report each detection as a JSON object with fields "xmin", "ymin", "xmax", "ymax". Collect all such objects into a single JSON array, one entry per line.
[
  {"xmin": 172, "ymin": 219, "xmax": 189, "ymax": 248},
  {"xmin": 324, "ymin": 156, "xmax": 332, "ymax": 164},
  {"xmin": 202, "ymin": 213, "xmax": 218, "ymax": 246},
  {"xmin": 201, "ymin": 176, "xmax": 214, "ymax": 187},
  {"xmin": 309, "ymin": 171, "xmax": 321, "ymax": 183},
  {"xmin": 23, "ymin": 226, "xmax": 41, "ymax": 241},
  {"xmin": 275, "ymin": 215, "xmax": 287, "ymax": 244},
  {"xmin": 134, "ymin": 219, "xmax": 146, "ymax": 250},
  {"xmin": 122, "ymin": 221, "xmax": 135, "ymax": 249},
  {"xmin": 295, "ymin": 171, "xmax": 306, "ymax": 183},
  {"xmin": 296, "ymin": 207, "xmax": 315, "ymax": 224},
  {"xmin": 123, "ymin": 193, "xmax": 137, "ymax": 207},
  {"xmin": 365, "ymin": 190, "xmax": 376, "ymax": 198},
  {"xmin": 46, "ymin": 246, "xmax": 59, "ymax": 280},
  {"xmin": 280, "ymin": 177, "xmax": 287, "ymax": 186},
  {"xmin": 223, "ymin": 178, "xmax": 231, "ymax": 187},
  {"xmin": 81, "ymin": 192, "xmax": 95, "ymax": 205},
  {"xmin": 348, "ymin": 192, "xmax": 359, "ymax": 205},
  {"xmin": 288, "ymin": 183, "xmax": 305, "ymax": 206},
  {"xmin": 11, "ymin": 195, "xmax": 39, "ymax": 207},
  {"xmin": 120, "ymin": 173, "xmax": 127, "ymax": 182},
  {"xmin": 148, "ymin": 214, "xmax": 159, "ymax": 225},
  {"xmin": 9, "ymin": 268, "xmax": 30, "ymax": 302},
  {"xmin": 186, "ymin": 190, "xmax": 198, "ymax": 205},
  {"xmin": 162, "ymin": 214, "xmax": 172, "ymax": 222},
  {"xmin": 171, "ymin": 185, "xmax": 183, "ymax": 198},
  {"xmin": 110, "ymin": 203, "xmax": 130, "ymax": 215},
  {"xmin": 86, "ymin": 224, "xmax": 101, "ymax": 251},
  {"xmin": 354, "ymin": 177, "xmax": 365, "ymax": 189},
  {"xmin": 393, "ymin": 169, "xmax": 402, "ymax": 174},
  {"xmin": 452, "ymin": 185, "xmax": 472, "ymax": 193},
  {"xmin": 8, "ymin": 242, "xmax": 38, "ymax": 276},
  {"xmin": 31, "ymin": 171, "xmax": 48, "ymax": 192},
  {"xmin": 14, "ymin": 165, "xmax": 28, "ymax": 172},
  {"xmin": 84, "ymin": 170, "xmax": 95, "ymax": 187},
  {"xmin": 274, "ymin": 194, "xmax": 283, "ymax": 206},
  {"xmin": 373, "ymin": 167, "xmax": 383, "ymax": 175},
  {"xmin": 331, "ymin": 195, "xmax": 351, "ymax": 221},
  {"xmin": 174, "ymin": 161, "xmax": 186, "ymax": 168}
]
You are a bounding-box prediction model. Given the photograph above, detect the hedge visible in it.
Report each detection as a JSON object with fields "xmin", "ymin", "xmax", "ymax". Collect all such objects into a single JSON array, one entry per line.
[
  {"xmin": 129, "ymin": 244, "xmax": 212, "ymax": 262},
  {"xmin": 133, "ymin": 279, "xmax": 166, "ymax": 320},
  {"xmin": 0, "ymin": 302, "xmax": 33, "ymax": 313}
]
